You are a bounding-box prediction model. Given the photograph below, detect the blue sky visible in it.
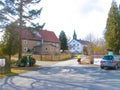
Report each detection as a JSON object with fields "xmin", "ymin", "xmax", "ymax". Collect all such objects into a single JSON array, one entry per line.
[{"xmin": 39, "ymin": 0, "xmax": 120, "ymax": 39}]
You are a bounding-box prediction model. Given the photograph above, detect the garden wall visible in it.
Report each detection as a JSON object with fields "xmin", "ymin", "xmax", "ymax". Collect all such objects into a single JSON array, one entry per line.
[{"xmin": 32, "ymin": 53, "xmax": 72, "ymax": 61}]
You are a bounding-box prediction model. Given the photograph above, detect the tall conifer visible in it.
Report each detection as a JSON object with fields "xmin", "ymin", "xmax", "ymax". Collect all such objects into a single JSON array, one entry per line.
[
  {"xmin": 105, "ymin": 0, "xmax": 120, "ymax": 54},
  {"xmin": 59, "ymin": 31, "xmax": 68, "ymax": 52}
]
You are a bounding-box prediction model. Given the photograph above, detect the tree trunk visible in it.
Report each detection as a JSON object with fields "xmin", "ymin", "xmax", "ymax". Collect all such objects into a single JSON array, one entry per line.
[{"xmin": 18, "ymin": 0, "xmax": 23, "ymax": 60}]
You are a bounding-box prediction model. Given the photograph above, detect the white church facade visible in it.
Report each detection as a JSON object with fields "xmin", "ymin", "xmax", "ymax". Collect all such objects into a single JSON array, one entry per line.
[{"xmin": 68, "ymin": 30, "xmax": 88, "ymax": 54}]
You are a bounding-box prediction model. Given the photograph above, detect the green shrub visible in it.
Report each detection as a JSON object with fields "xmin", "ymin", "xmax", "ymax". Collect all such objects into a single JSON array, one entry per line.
[
  {"xmin": 17, "ymin": 56, "xmax": 36, "ymax": 67},
  {"xmin": 11, "ymin": 60, "xmax": 17, "ymax": 67}
]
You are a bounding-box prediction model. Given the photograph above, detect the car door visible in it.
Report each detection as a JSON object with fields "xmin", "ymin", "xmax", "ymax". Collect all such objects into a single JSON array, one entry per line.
[{"xmin": 118, "ymin": 57, "xmax": 120, "ymax": 67}]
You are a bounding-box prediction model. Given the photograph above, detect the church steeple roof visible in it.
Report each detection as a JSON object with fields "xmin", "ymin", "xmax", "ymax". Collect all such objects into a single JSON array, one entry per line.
[{"xmin": 73, "ymin": 30, "xmax": 77, "ymax": 40}]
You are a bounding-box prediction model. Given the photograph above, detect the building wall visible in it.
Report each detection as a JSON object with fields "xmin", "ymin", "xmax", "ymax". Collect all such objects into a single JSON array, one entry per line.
[
  {"xmin": 68, "ymin": 39, "xmax": 84, "ymax": 54},
  {"xmin": 22, "ymin": 39, "xmax": 60, "ymax": 55},
  {"xmin": 22, "ymin": 39, "xmax": 39, "ymax": 53},
  {"xmin": 42, "ymin": 42, "xmax": 60, "ymax": 55}
]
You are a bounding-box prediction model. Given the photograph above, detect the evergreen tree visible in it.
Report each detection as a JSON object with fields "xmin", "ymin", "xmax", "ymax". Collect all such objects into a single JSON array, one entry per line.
[
  {"xmin": 59, "ymin": 31, "xmax": 68, "ymax": 52},
  {"xmin": 105, "ymin": 0, "xmax": 120, "ymax": 54},
  {"xmin": 1, "ymin": 22, "xmax": 19, "ymax": 59},
  {"xmin": 0, "ymin": 0, "xmax": 44, "ymax": 59},
  {"xmin": 0, "ymin": 22, "xmax": 19, "ymax": 73}
]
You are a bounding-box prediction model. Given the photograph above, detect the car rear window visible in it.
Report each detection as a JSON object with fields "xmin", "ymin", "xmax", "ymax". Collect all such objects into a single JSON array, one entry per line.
[{"xmin": 103, "ymin": 55, "xmax": 113, "ymax": 60}]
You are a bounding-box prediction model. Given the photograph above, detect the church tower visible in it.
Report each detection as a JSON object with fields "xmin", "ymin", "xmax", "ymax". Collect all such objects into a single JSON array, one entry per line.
[
  {"xmin": 119, "ymin": 4, "xmax": 120, "ymax": 14},
  {"xmin": 73, "ymin": 30, "xmax": 77, "ymax": 40}
]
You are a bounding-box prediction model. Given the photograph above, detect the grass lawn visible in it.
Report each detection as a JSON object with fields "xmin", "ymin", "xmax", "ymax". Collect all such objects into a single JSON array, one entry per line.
[{"xmin": 0, "ymin": 65, "xmax": 41, "ymax": 79}]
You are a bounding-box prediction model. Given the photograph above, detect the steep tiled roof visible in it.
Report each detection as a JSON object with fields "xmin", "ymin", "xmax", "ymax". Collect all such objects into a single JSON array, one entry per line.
[
  {"xmin": 68, "ymin": 39, "xmax": 88, "ymax": 45},
  {"xmin": 21, "ymin": 29, "xmax": 42, "ymax": 41},
  {"xmin": 77, "ymin": 39, "xmax": 88, "ymax": 45},
  {"xmin": 21, "ymin": 29, "xmax": 59, "ymax": 43},
  {"xmin": 39, "ymin": 30, "xmax": 59, "ymax": 43}
]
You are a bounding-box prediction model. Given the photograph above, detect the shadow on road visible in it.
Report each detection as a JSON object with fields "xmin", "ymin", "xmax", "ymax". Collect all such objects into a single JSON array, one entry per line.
[{"xmin": 0, "ymin": 65, "xmax": 120, "ymax": 90}]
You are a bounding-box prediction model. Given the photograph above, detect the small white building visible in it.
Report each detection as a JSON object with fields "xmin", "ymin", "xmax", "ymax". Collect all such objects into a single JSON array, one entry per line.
[{"xmin": 68, "ymin": 30, "xmax": 88, "ymax": 54}]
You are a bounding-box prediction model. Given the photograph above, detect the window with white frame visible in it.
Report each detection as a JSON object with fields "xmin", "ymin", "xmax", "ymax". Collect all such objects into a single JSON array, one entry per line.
[
  {"xmin": 24, "ymin": 47, "xmax": 28, "ymax": 52},
  {"xmin": 73, "ymin": 44, "xmax": 75, "ymax": 46},
  {"xmin": 24, "ymin": 40, "xmax": 28, "ymax": 44},
  {"xmin": 46, "ymin": 48, "xmax": 48, "ymax": 51}
]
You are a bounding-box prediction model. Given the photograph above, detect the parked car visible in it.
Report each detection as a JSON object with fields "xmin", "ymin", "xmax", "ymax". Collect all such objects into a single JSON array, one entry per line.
[{"xmin": 100, "ymin": 55, "xmax": 120, "ymax": 69}]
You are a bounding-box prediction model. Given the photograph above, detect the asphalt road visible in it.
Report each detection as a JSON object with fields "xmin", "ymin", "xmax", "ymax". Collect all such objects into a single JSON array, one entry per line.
[{"xmin": 0, "ymin": 59, "xmax": 120, "ymax": 90}]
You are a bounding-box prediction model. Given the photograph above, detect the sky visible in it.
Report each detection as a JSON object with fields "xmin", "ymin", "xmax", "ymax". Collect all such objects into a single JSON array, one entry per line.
[{"xmin": 39, "ymin": 0, "xmax": 120, "ymax": 40}]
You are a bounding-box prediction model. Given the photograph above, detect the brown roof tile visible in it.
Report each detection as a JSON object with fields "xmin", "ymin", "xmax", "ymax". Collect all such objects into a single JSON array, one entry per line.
[
  {"xmin": 21, "ymin": 29, "xmax": 42, "ymax": 41},
  {"xmin": 39, "ymin": 30, "xmax": 59, "ymax": 43},
  {"xmin": 21, "ymin": 29, "xmax": 59, "ymax": 43}
]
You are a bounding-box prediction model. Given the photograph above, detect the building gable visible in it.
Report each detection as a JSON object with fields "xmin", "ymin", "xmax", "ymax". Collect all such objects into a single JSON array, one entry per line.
[
  {"xmin": 68, "ymin": 30, "xmax": 89, "ymax": 54},
  {"xmin": 69, "ymin": 39, "xmax": 82, "ymax": 47},
  {"xmin": 68, "ymin": 38, "xmax": 88, "ymax": 54}
]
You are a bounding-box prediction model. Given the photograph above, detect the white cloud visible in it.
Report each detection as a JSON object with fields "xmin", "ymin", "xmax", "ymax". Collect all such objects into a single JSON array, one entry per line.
[{"xmin": 40, "ymin": 0, "xmax": 120, "ymax": 39}]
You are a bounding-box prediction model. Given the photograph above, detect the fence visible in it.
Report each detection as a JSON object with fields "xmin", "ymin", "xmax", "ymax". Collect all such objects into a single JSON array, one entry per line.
[{"xmin": 32, "ymin": 53, "xmax": 72, "ymax": 61}]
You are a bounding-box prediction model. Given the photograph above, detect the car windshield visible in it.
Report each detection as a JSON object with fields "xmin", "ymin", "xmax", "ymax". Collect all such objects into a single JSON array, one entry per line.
[{"xmin": 103, "ymin": 55, "xmax": 113, "ymax": 60}]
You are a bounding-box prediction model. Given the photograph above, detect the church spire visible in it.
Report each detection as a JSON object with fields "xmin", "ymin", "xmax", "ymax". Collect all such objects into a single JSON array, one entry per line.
[{"xmin": 73, "ymin": 30, "xmax": 77, "ymax": 40}]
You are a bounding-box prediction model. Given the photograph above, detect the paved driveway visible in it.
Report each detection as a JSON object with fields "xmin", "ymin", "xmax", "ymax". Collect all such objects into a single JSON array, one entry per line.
[{"xmin": 0, "ymin": 59, "xmax": 120, "ymax": 90}]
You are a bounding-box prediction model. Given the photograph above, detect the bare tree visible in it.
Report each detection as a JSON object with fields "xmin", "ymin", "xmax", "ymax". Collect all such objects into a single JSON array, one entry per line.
[
  {"xmin": 85, "ymin": 33, "xmax": 106, "ymax": 55},
  {"xmin": 94, "ymin": 38, "xmax": 106, "ymax": 55},
  {"xmin": 85, "ymin": 33, "xmax": 95, "ymax": 55}
]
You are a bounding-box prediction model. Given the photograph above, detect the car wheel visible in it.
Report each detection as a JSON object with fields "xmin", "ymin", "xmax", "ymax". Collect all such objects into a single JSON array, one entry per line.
[
  {"xmin": 100, "ymin": 66, "xmax": 104, "ymax": 69},
  {"xmin": 114, "ymin": 65, "xmax": 118, "ymax": 70}
]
